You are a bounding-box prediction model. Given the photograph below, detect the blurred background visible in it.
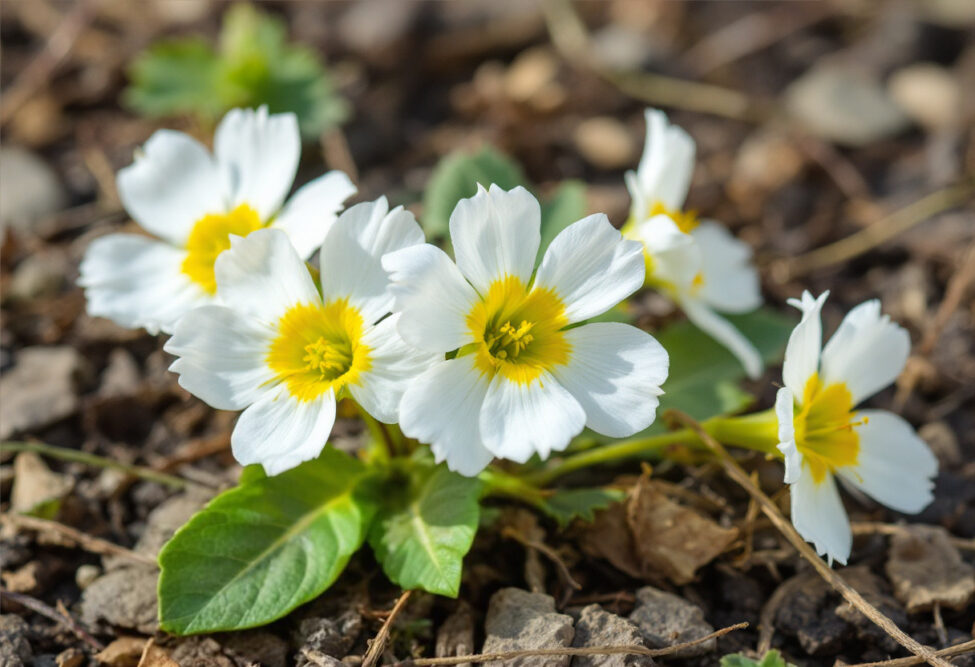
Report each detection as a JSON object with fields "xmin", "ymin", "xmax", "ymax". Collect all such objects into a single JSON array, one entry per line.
[{"xmin": 1, "ymin": 0, "xmax": 974, "ymax": 663}]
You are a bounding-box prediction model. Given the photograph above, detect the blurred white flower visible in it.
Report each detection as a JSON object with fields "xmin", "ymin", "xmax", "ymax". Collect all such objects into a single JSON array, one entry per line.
[
  {"xmin": 165, "ymin": 199, "xmax": 437, "ymax": 475},
  {"xmin": 624, "ymin": 108, "xmax": 763, "ymax": 378},
  {"xmin": 776, "ymin": 291, "xmax": 937, "ymax": 565},
  {"xmin": 79, "ymin": 106, "xmax": 355, "ymax": 334},
  {"xmin": 384, "ymin": 184, "xmax": 669, "ymax": 476}
]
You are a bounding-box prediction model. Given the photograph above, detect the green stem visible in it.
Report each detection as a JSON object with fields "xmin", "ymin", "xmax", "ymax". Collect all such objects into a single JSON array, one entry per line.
[
  {"xmin": 1, "ymin": 441, "xmax": 188, "ymax": 489},
  {"xmin": 359, "ymin": 411, "xmax": 398, "ymax": 459},
  {"xmin": 478, "ymin": 468, "xmax": 549, "ymax": 506}
]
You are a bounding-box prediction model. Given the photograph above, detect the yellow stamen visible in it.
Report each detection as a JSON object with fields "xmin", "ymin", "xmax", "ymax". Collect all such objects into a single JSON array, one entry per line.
[
  {"xmin": 794, "ymin": 374, "xmax": 861, "ymax": 484},
  {"xmin": 647, "ymin": 200, "xmax": 699, "ymax": 234},
  {"xmin": 182, "ymin": 204, "xmax": 264, "ymax": 294}
]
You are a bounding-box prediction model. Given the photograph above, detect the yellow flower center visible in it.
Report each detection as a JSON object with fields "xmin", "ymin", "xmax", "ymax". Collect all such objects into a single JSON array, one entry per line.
[
  {"xmin": 621, "ymin": 200, "xmax": 703, "ymax": 293},
  {"xmin": 464, "ymin": 276, "xmax": 570, "ymax": 385},
  {"xmin": 182, "ymin": 204, "xmax": 264, "ymax": 294},
  {"xmin": 647, "ymin": 200, "xmax": 699, "ymax": 234},
  {"xmin": 794, "ymin": 373, "xmax": 865, "ymax": 484},
  {"xmin": 266, "ymin": 299, "xmax": 371, "ymax": 402}
]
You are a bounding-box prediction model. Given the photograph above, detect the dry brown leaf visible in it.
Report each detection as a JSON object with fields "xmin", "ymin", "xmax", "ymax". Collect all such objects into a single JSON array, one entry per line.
[
  {"xmin": 10, "ymin": 451, "xmax": 73, "ymax": 514},
  {"xmin": 626, "ymin": 476, "xmax": 739, "ymax": 585},
  {"xmin": 95, "ymin": 637, "xmax": 147, "ymax": 667},
  {"xmin": 885, "ymin": 525, "xmax": 975, "ymax": 613},
  {"xmin": 137, "ymin": 638, "xmax": 178, "ymax": 667},
  {"xmin": 576, "ymin": 500, "xmax": 644, "ymax": 580}
]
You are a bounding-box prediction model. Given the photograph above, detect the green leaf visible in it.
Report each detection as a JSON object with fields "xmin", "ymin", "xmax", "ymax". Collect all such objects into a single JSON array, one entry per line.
[
  {"xmin": 422, "ymin": 147, "xmax": 526, "ymax": 237},
  {"xmin": 367, "ymin": 464, "xmax": 481, "ymax": 597},
  {"xmin": 158, "ymin": 448, "xmax": 376, "ymax": 634},
  {"xmin": 237, "ymin": 464, "xmax": 266, "ymax": 486},
  {"xmin": 538, "ymin": 180, "xmax": 586, "ymax": 258},
  {"xmin": 720, "ymin": 649, "xmax": 795, "ymax": 667},
  {"xmin": 653, "ymin": 308, "xmax": 794, "ymax": 424},
  {"xmin": 124, "ymin": 39, "xmax": 228, "ymax": 120},
  {"xmin": 536, "ymin": 487, "xmax": 625, "ymax": 528}
]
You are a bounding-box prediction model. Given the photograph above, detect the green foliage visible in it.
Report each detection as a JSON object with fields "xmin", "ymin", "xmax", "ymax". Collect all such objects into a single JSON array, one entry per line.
[
  {"xmin": 652, "ymin": 308, "xmax": 794, "ymax": 424},
  {"xmin": 720, "ymin": 649, "xmax": 795, "ymax": 667},
  {"xmin": 536, "ymin": 487, "xmax": 625, "ymax": 528},
  {"xmin": 367, "ymin": 463, "xmax": 481, "ymax": 597},
  {"xmin": 421, "ymin": 147, "xmax": 588, "ymax": 250},
  {"xmin": 157, "ymin": 448, "xmax": 375, "ymax": 634},
  {"xmin": 125, "ymin": 3, "xmax": 347, "ymax": 137}
]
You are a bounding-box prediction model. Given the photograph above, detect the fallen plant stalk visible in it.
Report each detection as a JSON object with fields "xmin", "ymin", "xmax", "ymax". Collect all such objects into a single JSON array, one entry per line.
[
  {"xmin": 0, "ymin": 513, "xmax": 157, "ymax": 567},
  {"xmin": 841, "ymin": 638, "xmax": 975, "ymax": 667}
]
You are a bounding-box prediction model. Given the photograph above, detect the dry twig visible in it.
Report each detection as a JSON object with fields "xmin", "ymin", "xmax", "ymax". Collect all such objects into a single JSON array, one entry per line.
[
  {"xmin": 0, "ymin": 513, "xmax": 157, "ymax": 567},
  {"xmin": 363, "ymin": 590, "xmax": 412, "ymax": 667},
  {"xmin": 392, "ymin": 622, "xmax": 748, "ymax": 666},
  {"xmin": 501, "ymin": 526, "xmax": 582, "ymax": 591},
  {"xmin": 840, "ymin": 638, "xmax": 975, "ymax": 667},
  {"xmin": 0, "ymin": 588, "xmax": 103, "ymax": 650},
  {"xmin": 670, "ymin": 411, "xmax": 951, "ymax": 667}
]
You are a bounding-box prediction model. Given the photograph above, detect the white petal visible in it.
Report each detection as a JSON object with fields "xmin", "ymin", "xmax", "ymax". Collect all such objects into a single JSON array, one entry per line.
[
  {"xmin": 783, "ymin": 290, "xmax": 829, "ymax": 400},
  {"xmin": 78, "ymin": 234, "xmax": 205, "ymax": 334},
  {"xmin": 349, "ymin": 315, "xmax": 441, "ymax": 423},
  {"xmin": 552, "ymin": 323, "xmax": 668, "ymax": 437},
  {"xmin": 398, "ymin": 356, "xmax": 494, "ymax": 477},
  {"xmin": 164, "ymin": 306, "xmax": 275, "ymax": 411},
  {"xmin": 321, "ymin": 198, "xmax": 426, "ymax": 323},
  {"xmin": 683, "ymin": 298, "xmax": 763, "ymax": 379},
  {"xmin": 479, "ymin": 372, "xmax": 586, "ymax": 463},
  {"xmin": 633, "ymin": 109, "xmax": 696, "ymax": 213},
  {"xmin": 449, "ymin": 184, "xmax": 540, "ymax": 293},
  {"xmin": 215, "ymin": 107, "xmax": 300, "ymax": 220},
  {"xmin": 820, "ymin": 300, "xmax": 911, "ymax": 405},
  {"xmin": 789, "ymin": 464, "xmax": 852, "ymax": 566},
  {"xmin": 232, "ymin": 384, "xmax": 337, "ymax": 476},
  {"xmin": 624, "ymin": 170, "xmax": 648, "ymax": 226},
  {"xmin": 775, "ymin": 387, "xmax": 800, "ymax": 484},
  {"xmin": 634, "ymin": 214, "xmax": 702, "ymax": 289},
  {"xmin": 836, "ymin": 410, "xmax": 937, "ymax": 514},
  {"xmin": 382, "ymin": 244, "xmax": 480, "ymax": 353},
  {"xmin": 271, "ymin": 170, "xmax": 357, "ymax": 258},
  {"xmin": 533, "ymin": 214, "xmax": 645, "ymax": 324},
  {"xmin": 214, "ymin": 228, "xmax": 320, "ymax": 324},
  {"xmin": 116, "ymin": 130, "xmax": 227, "ymax": 245},
  {"xmin": 692, "ymin": 221, "xmax": 762, "ymax": 314}
]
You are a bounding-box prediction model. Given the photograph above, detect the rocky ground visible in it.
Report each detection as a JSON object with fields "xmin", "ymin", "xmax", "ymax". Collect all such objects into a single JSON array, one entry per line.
[{"xmin": 1, "ymin": 1, "xmax": 974, "ymax": 666}]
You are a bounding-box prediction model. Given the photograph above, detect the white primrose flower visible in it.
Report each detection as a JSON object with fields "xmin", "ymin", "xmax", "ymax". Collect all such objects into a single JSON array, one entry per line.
[
  {"xmin": 164, "ymin": 198, "xmax": 438, "ymax": 475},
  {"xmin": 624, "ymin": 108, "xmax": 763, "ymax": 378},
  {"xmin": 79, "ymin": 106, "xmax": 356, "ymax": 334},
  {"xmin": 775, "ymin": 291, "xmax": 937, "ymax": 565},
  {"xmin": 383, "ymin": 184, "xmax": 669, "ymax": 476}
]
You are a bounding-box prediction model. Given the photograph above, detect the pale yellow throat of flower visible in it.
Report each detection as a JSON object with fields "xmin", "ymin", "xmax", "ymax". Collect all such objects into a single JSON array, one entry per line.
[
  {"xmin": 621, "ymin": 200, "xmax": 704, "ymax": 294},
  {"xmin": 794, "ymin": 373, "xmax": 865, "ymax": 484},
  {"xmin": 462, "ymin": 276, "xmax": 570, "ymax": 385},
  {"xmin": 266, "ymin": 299, "xmax": 372, "ymax": 402},
  {"xmin": 182, "ymin": 203, "xmax": 264, "ymax": 294}
]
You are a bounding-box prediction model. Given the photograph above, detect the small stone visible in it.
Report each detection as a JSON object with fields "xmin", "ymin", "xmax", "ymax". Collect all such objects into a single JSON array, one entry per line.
[
  {"xmin": 505, "ymin": 47, "xmax": 560, "ymax": 104},
  {"xmin": 55, "ymin": 647, "xmax": 84, "ymax": 667},
  {"xmin": 223, "ymin": 632, "xmax": 288, "ymax": 667},
  {"xmin": 573, "ymin": 118, "xmax": 636, "ymax": 170},
  {"xmin": 75, "ymin": 564, "xmax": 102, "ymax": 589},
  {"xmin": 294, "ymin": 611, "xmax": 363, "ymax": 661},
  {"xmin": 572, "ymin": 605, "xmax": 652, "ymax": 667},
  {"xmin": 10, "ymin": 452, "xmax": 73, "ymax": 515},
  {"xmin": 1, "ymin": 560, "xmax": 43, "ymax": 594},
  {"xmin": 81, "ymin": 566, "xmax": 158, "ymax": 634},
  {"xmin": 786, "ymin": 62, "xmax": 909, "ymax": 146},
  {"xmin": 772, "ymin": 574, "xmax": 848, "ymax": 655},
  {"xmin": 482, "ymin": 588, "xmax": 575, "ymax": 667},
  {"xmin": 628, "ymin": 587, "xmax": 715, "ymax": 658},
  {"xmin": 0, "ymin": 614, "xmax": 32, "ymax": 667},
  {"xmin": 886, "ymin": 524, "xmax": 975, "ymax": 612},
  {"xmin": 98, "ymin": 349, "xmax": 141, "ymax": 399},
  {"xmin": 889, "ymin": 63, "xmax": 962, "ymax": 130},
  {"xmin": 0, "ymin": 147, "xmax": 67, "ymax": 234},
  {"xmin": 0, "ymin": 346, "xmax": 84, "ymax": 439},
  {"xmin": 94, "ymin": 636, "xmax": 147, "ymax": 667},
  {"xmin": 6, "ymin": 250, "xmax": 69, "ymax": 301},
  {"xmin": 918, "ymin": 421, "xmax": 962, "ymax": 467}
]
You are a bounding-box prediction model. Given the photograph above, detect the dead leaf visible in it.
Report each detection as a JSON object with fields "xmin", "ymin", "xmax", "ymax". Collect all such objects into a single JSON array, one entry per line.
[
  {"xmin": 626, "ymin": 476, "xmax": 739, "ymax": 585},
  {"xmin": 885, "ymin": 525, "xmax": 975, "ymax": 612},
  {"xmin": 56, "ymin": 647, "xmax": 85, "ymax": 667},
  {"xmin": 137, "ymin": 639, "xmax": 177, "ymax": 667},
  {"xmin": 576, "ymin": 500, "xmax": 644, "ymax": 579},
  {"xmin": 95, "ymin": 636, "xmax": 148, "ymax": 667},
  {"xmin": 11, "ymin": 451, "xmax": 73, "ymax": 515}
]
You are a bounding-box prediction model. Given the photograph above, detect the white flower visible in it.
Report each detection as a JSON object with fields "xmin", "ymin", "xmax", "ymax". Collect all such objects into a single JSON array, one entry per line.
[
  {"xmin": 164, "ymin": 198, "xmax": 437, "ymax": 475},
  {"xmin": 775, "ymin": 291, "xmax": 937, "ymax": 565},
  {"xmin": 383, "ymin": 184, "xmax": 669, "ymax": 476},
  {"xmin": 79, "ymin": 106, "xmax": 356, "ymax": 334},
  {"xmin": 624, "ymin": 108, "xmax": 763, "ymax": 378}
]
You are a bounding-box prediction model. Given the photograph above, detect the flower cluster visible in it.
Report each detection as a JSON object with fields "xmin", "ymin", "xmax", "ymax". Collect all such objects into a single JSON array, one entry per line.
[{"xmin": 81, "ymin": 105, "xmax": 936, "ymax": 568}]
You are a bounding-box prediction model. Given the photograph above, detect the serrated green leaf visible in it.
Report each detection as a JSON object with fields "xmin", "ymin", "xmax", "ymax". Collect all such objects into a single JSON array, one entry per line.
[
  {"xmin": 538, "ymin": 180, "xmax": 586, "ymax": 258},
  {"xmin": 367, "ymin": 464, "xmax": 481, "ymax": 597},
  {"xmin": 158, "ymin": 448, "xmax": 375, "ymax": 635},
  {"xmin": 124, "ymin": 39, "xmax": 228, "ymax": 120},
  {"xmin": 537, "ymin": 487, "xmax": 625, "ymax": 528},
  {"xmin": 422, "ymin": 147, "xmax": 527, "ymax": 237},
  {"xmin": 720, "ymin": 649, "xmax": 794, "ymax": 667}
]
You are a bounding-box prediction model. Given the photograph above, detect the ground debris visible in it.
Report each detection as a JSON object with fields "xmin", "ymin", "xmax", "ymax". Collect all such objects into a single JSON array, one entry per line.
[
  {"xmin": 436, "ymin": 601, "xmax": 476, "ymax": 667},
  {"xmin": 0, "ymin": 347, "xmax": 86, "ymax": 439},
  {"xmin": 628, "ymin": 586, "xmax": 715, "ymax": 659},
  {"xmin": 482, "ymin": 588, "xmax": 575, "ymax": 667},
  {"xmin": 772, "ymin": 574, "xmax": 848, "ymax": 655},
  {"xmin": 0, "ymin": 614, "xmax": 33, "ymax": 667},
  {"xmin": 571, "ymin": 604, "xmax": 653, "ymax": 667},
  {"xmin": 10, "ymin": 452, "xmax": 74, "ymax": 515},
  {"xmin": 885, "ymin": 524, "xmax": 975, "ymax": 612},
  {"xmin": 95, "ymin": 636, "xmax": 146, "ymax": 667}
]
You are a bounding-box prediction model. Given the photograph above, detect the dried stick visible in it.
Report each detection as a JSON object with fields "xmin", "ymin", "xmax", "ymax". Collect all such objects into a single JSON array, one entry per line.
[
  {"xmin": 363, "ymin": 590, "xmax": 412, "ymax": 667},
  {"xmin": 841, "ymin": 638, "xmax": 975, "ymax": 667},
  {"xmin": 500, "ymin": 527, "xmax": 582, "ymax": 590},
  {"xmin": 394, "ymin": 622, "xmax": 747, "ymax": 666},
  {"xmin": 0, "ymin": 513, "xmax": 157, "ymax": 567},
  {"xmin": 1, "ymin": 441, "xmax": 191, "ymax": 489},
  {"xmin": 851, "ymin": 522, "xmax": 975, "ymax": 552},
  {"xmin": 0, "ymin": 589, "xmax": 103, "ymax": 650},
  {"xmin": 670, "ymin": 411, "xmax": 951, "ymax": 667},
  {"xmin": 785, "ymin": 180, "xmax": 974, "ymax": 278}
]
